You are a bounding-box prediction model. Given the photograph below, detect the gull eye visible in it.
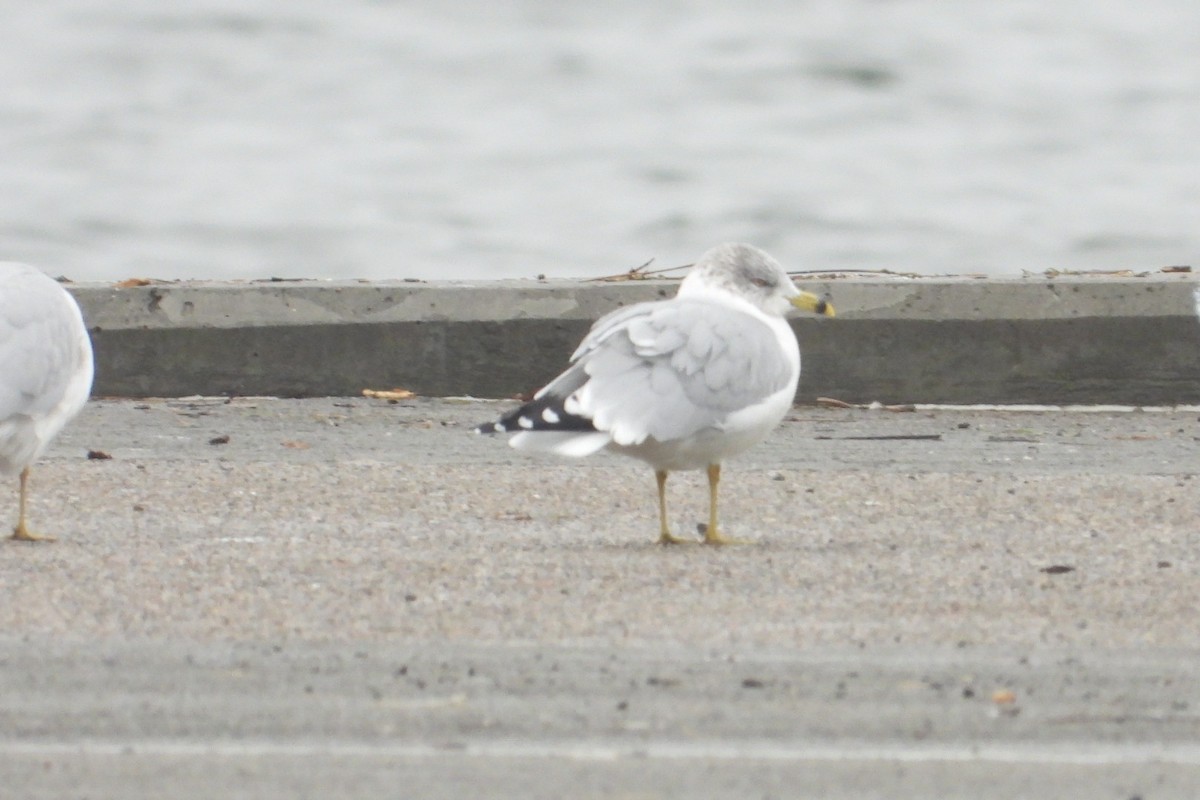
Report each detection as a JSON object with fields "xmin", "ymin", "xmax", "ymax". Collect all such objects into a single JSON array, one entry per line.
[{"xmin": 750, "ymin": 277, "xmax": 772, "ymax": 288}]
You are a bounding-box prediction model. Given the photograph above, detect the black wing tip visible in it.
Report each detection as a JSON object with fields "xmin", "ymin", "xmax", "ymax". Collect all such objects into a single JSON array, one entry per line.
[{"xmin": 478, "ymin": 396, "xmax": 596, "ymax": 435}]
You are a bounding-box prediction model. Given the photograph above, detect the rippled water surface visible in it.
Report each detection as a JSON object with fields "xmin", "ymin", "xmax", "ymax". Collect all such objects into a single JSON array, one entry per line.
[{"xmin": 2, "ymin": 1, "xmax": 1198, "ymax": 280}]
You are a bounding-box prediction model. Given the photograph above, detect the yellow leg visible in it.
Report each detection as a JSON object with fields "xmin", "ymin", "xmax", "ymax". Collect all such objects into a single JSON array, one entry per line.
[
  {"xmin": 11, "ymin": 467, "xmax": 54, "ymax": 542},
  {"xmin": 656, "ymin": 470, "xmax": 691, "ymax": 545},
  {"xmin": 702, "ymin": 463, "xmax": 748, "ymax": 546}
]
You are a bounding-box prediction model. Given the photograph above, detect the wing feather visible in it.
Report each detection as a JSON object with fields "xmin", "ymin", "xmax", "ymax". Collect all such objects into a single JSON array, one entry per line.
[
  {"xmin": 486, "ymin": 296, "xmax": 797, "ymax": 452},
  {"xmin": 565, "ymin": 298, "xmax": 795, "ymax": 445},
  {"xmin": 0, "ymin": 270, "xmax": 85, "ymax": 421}
]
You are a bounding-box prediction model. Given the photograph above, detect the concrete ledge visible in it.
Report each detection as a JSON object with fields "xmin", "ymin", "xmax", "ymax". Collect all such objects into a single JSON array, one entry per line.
[{"xmin": 71, "ymin": 276, "xmax": 1200, "ymax": 404}]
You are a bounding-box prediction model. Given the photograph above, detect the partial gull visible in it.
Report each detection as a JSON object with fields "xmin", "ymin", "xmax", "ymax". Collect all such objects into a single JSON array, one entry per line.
[
  {"xmin": 477, "ymin": 243, "xmax": 834, "ymax": 545},
  {"xmin": 0, "ymin": 263, "xmax": 93, "ymax": 541}
]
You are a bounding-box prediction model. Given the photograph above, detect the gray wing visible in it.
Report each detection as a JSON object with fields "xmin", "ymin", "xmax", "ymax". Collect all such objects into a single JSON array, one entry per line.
[
  {"xmin": 0, "ymin": 268, "xmax": 86, "ymax": 421},
  {"xmin": 547, "ymin": 298, "xmax": 795, "ymax": 446}
]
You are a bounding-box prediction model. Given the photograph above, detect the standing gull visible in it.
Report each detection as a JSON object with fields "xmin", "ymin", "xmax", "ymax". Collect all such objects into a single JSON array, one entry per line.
[
  {"xmin": 477, "ymin": 243, "xmax": 834, "ymax": 545},
  {"xmin": 0, "ymin": 263, "xmax": 94, "ymax": 542}
]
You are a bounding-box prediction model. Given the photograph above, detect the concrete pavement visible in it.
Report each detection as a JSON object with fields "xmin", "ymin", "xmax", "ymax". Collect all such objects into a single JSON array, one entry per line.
[
  {"xmin": 4, "ymin": 640, "xmax": 1199, "ymax": 799},
  {"xmin": 1, "ymin": 397, "xmax": 1199, "ymax": 797},
  {"xmin": 70, "ymin": 273, "xmax": 1200, "ymax": 403}
]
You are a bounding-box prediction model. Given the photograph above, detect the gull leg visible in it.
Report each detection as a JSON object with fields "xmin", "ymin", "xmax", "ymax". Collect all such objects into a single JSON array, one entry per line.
[
  {"xmin": 11, "ymin": 467, "xmax": 54, "ymax": 542},
  {"xmin": 656, "ymin": 470, "xmax": 691, "ymax": 545},
  {"xmin": 702, "ymin": 463, "xmax": 749, "ymax": 546}
]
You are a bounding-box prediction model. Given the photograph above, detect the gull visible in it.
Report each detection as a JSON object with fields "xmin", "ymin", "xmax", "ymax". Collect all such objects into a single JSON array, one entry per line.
[
  {"xmin": 0, "ymin": 263, "xmax": 94, "ymax": 541},
  {"xmin": 477, "ymin": 243, "xmax": 834, "ymax": 545}
]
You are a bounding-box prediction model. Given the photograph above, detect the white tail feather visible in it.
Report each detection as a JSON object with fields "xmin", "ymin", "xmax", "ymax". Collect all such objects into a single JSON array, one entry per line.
[{"xmin": 509, "ymin": 431, "xmax": 610, "ymax": 458}]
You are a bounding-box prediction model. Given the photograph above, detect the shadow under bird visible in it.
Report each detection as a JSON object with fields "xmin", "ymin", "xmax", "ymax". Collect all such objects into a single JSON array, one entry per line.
[
  {"xmin": 477, "ymin": 242, "xmax": 834, "ymax": 545},
  {"xmin": 0, "ymin": 263, "xmax": 94, "ymax": 542}
]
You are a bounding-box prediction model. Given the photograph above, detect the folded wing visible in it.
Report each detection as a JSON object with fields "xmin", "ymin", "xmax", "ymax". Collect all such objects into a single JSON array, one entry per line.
[{"xmin": 482, "ymin": 298, "xmax": 794, "ymax": 455}]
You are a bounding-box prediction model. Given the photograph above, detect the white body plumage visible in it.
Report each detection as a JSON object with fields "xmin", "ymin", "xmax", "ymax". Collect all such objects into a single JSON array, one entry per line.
[
  {"xmin": 0, "ymin": 263, "xmax": 93, "ymax": 473},
  {"xmin": 0, "ymin": 263, "xmax": 93, "ymax": 540},
  {"xmin": 540, "ymin": 283, "xmax": 800, "ymax": 472}
]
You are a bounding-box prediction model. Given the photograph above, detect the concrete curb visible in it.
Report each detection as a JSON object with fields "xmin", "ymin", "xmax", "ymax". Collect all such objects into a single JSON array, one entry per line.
[{"xmin": 71, "ymin": 276, "xmax": 1200, "ymax": 404}]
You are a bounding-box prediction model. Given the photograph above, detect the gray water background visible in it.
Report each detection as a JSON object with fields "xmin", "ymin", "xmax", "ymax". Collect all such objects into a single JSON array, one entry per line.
[{"xmin": 3, "ymin": 0, "xmax": 1198, "ymax": 281}]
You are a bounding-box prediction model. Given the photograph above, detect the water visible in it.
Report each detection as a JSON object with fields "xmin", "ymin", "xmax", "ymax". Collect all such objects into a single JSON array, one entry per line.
[{"xmin": 2, "ymin": 0, "xmax": 1197, "ymax": 281}]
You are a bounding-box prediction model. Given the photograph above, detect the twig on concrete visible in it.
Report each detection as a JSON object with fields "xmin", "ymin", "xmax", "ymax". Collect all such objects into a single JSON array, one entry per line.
[
  {"xmin": 585, "ymin": 259, "xmax": 692, "ymax": 283},
  {"xmin": 815, "ymin": 397, "xmax": 917, "ymax": 413},
  {"xmin": 815, "ymin": 433, "xmax": 943, "ymax": 441}
]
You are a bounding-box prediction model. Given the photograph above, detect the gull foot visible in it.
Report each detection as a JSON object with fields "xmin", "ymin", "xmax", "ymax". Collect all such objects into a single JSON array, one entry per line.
[
  {"xmin": 697, "ymin": 523, "xmax": 751, "ymax": 547},
  {"xmin": 658, "ymin": 530, "xmax": 697, "ymax": 545},
  {"xmin": 11, "ymin": 526, "xmax": 55, "ymax": 543}
]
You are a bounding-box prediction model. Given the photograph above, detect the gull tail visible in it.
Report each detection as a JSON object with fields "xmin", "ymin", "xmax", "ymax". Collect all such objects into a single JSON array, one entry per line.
[{"xmin": 475, "ymin": 394, "xmax": 610, "ymax": 457}]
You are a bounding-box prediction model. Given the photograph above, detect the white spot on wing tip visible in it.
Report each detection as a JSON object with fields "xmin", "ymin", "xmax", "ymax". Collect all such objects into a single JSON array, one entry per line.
[
  {"xmin": 542, "ymin": 408, "xmax": 560, "ymax": 424},
  {"xmin": 517, "ymin": 416, "xmax": 534, "ymax": 430}
]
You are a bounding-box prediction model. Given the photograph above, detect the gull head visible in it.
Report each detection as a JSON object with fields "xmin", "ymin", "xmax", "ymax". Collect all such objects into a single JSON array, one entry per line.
[{"xmin": 679, "ymin": 242, "xmax": 835, "ymax": 319}]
